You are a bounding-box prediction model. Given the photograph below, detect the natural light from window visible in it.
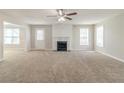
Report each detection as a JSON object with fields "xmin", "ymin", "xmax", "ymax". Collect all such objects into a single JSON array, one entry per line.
[
  {"xmin": 80, "ymin": 28, "xmax": 89, "ymax": 45},
  {"xmin": 96, "ymin": 25, "xmax": 104, "ymax": 47},
  {"xmin": 4, "ymin": 28, "xmax": 20, "ymax": 44},
  {"xmin": 36, "ymin": 30, "xmax": 44, "ymax": 40}
]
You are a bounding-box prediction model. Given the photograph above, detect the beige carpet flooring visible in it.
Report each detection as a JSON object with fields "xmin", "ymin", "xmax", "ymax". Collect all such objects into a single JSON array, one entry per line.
[{"xmin": 0, "ymin": 49, "xmax": 124, "ymax": 83}]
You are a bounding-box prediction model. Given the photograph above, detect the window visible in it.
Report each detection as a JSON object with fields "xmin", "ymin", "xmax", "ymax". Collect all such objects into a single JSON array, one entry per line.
[
  {"xmin": 36, "ymin": 30, "xmax": 44, "ymax": 40},
  {"xmin": 96, "ymin": 25, "xmax": 103, "ymax": 47},
  {"xmin": 4, "ymin": 28, "xmax": 20, "ymax": 44},
  {"xmin": 80, "ymin": 28, "xmax": 89, "ymax": 45}
]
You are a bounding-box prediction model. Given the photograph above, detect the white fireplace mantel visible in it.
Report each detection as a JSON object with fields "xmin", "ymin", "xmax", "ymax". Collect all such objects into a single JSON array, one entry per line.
[{"xmin": 52, "ymin": 24, "xmax": 73, "ymax": 51}]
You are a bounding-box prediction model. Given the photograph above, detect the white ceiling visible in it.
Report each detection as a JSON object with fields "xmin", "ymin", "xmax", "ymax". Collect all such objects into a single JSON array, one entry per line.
[{"xmin": 1, "ymin": 9, "xmax": 124, "ymax": 25}]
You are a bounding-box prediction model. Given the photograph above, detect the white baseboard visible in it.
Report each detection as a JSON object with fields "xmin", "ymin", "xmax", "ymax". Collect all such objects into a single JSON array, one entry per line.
[{"xmin": 96, "ymin": 50, "xmax": 124, "ymax": 62}]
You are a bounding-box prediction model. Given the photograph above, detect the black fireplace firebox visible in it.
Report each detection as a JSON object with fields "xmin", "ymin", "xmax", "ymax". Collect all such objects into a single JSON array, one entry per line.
[{"xmin": 57, "ymin": 41, "xmax": 67, "ymax": 51}]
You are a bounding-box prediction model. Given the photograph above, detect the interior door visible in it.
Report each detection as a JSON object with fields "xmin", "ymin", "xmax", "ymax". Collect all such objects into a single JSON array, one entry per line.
[{"xmin": 35, "ymin": 29, "xmax": 45, "ymax": 49}]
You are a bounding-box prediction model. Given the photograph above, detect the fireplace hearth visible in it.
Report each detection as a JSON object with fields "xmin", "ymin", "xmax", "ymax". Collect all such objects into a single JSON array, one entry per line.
[{"xmin": 57, "ymin": 41, "xmax": 67, "ymax": 51}]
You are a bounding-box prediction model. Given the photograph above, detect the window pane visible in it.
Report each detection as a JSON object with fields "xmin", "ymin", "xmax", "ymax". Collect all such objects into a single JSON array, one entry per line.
[
  {"xmin": 12, "ymin": 38, "xmax": 19, "ymax": 44},
  {"xmin": 80, "ymin": 28, "xmax": 89, "ymax": 45},
  {"xmin": 96, "ymin": 25, "xmax": 103, "ymax": 47},
  {"xmin": 36, "ymin": 30, "xmax": 44, "ymax": 40},
  {"xmin": 4, "ymin": 28, "xmax": 20, "ymax": 44},
  {"xmin": 4, "ymin": 29, "xmax": 13, "ymax": 37},
  {"xmin": 13, "ymin": 29, "xmax": 20, "ymax": 37},
  {"xmin": 4, "ymin": 37, "xmax": 12, "ymax": 44}
]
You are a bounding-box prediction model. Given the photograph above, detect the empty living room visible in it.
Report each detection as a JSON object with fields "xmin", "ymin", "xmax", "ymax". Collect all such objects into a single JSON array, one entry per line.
[{"xmin": 0, "ymin": 9, "xmax": 124, "ymax": 83}]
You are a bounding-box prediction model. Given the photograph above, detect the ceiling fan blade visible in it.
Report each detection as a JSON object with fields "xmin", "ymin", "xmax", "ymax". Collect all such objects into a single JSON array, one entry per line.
[
  {"xmin": 65, "ymin": 17, "xmax": 72, "ymax": 20},
  {"xmin": 66, "ymin": 12, "xmax": 77, "ymax": 16},
  {"xmin": 57, "ymin": 9, "xmax": 64, "ymax": 16}
]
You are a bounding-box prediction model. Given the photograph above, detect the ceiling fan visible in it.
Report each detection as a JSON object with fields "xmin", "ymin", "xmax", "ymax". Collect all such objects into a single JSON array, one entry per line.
[{"xmin": 47, "ymin": 9, "xmax": 77, "ymax": 22}]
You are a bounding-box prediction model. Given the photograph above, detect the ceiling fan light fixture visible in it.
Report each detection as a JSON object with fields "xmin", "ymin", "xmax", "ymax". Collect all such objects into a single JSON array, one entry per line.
[
  {"xmin": 58, "ymin": 17, "xmax": 66, "ymax": 22},
  {"xmin": 47, "ymin": 9, "xmax": 77, "ymax": 22}
]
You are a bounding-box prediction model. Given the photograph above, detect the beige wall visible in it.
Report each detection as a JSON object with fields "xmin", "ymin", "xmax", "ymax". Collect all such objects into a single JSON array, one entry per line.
[
  {"xmin": 30, "ymin": 25, "xmax": 52, "ymax": 50},
  {"xmin": 95, "ymin": 14, "xmax": 124, "ymax": 61},
  {"xmin": 30, "ymin": 24, "xmax": 94, "ymax": 51},
  {"xmin": 25, "ymin": 25, "xmax": 31, "ymax": 51},
  {"xmin": 72, "ymin": 25, "xmax": 94, "ymax": 50}
]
